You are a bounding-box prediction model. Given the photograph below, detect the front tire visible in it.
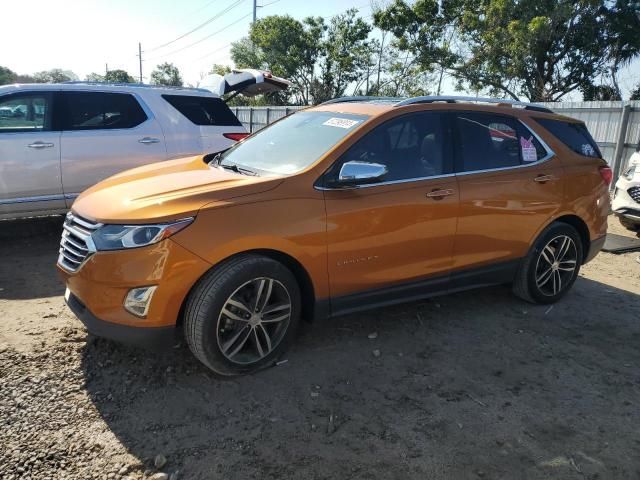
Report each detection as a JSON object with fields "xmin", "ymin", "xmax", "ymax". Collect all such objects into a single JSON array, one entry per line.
[
  {"xmin": 618, "ymin": 215, "xmax": 640, "ymax": 233},
  {"xmin": 513, "ymin": 222, "xmax": 583, "ymax": 304},
  {"xmin": 184, "ymin": 254, "xmax": 301, "ymax": 376}
]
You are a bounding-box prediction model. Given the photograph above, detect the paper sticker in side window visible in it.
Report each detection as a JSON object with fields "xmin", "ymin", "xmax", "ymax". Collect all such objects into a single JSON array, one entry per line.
[
  {"xmin": 323, "ymin": 117, "xmax": 361, "ymax": 129},
  {"xmin": 520, "ymin": 136, "xmax": 538, "ymax": 162}
]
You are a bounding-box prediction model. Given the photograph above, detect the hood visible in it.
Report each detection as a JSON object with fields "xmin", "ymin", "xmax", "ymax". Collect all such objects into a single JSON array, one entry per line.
[{"xmin": 71, "ymin": 156, "xmax": 283, "ymax": 223}]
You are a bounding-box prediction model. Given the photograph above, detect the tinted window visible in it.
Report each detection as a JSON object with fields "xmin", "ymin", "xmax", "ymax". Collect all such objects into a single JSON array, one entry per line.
[
  {"xmin": 217, "ymin": 111, "xmax": 368, "ymax": 175},
  {"xmin": 328, "ymin": 112, "xmax": 449, "ymax": 183},
  {"xmin": 0, "ymin": 93, "xmax": 50, "ymax": 132},
  {"xmin": 162, "ymin": 95, "xmax": 241, "ymax": 126},
  {"xmin": 60, "ymin": 92, "xmax": 147, "ymax": 130},
  {"xmin": 535, "ymin": 118, "xmax": 601, "ymax": 158},
  {"xmin": 455, "ymin": 112, "xmax": 547, "ymax": 172}
]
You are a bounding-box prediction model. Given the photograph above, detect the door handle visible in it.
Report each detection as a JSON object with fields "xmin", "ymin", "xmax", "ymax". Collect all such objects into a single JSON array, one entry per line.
[
  {"xmin": 138, "ymin": 137, "xmax": 160, "ymax": 144},
  {"xmin": 27, "ymin": 142, "xmax": 54, "ymax": 149},
  {"xmin": 534, "ymin": 174, "xmax": 555, "ymax": 183},
  {"xmin": 426, "ymin": 188, "xmax": 454, "ymax": 199}
]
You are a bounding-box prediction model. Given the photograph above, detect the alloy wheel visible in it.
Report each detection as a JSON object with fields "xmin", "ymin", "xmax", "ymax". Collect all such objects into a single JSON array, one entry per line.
[
  {"xmin": 534, "ymin": 235, "xmax": 578, "ymax": 296},
  {"xmin": 216, "ymin": 277, "xmax": 292, "ymax": 365}
]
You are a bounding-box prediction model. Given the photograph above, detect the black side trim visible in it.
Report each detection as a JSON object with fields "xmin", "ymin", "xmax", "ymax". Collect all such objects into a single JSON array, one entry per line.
[
  {"xmin": 330, "ymin": 259, "xmax": 521, "ymax": 318},
  {"xmin": 66, "ymin": 293, "xmax": 177, "ymax": 349},
  {"xmin": 584, "ymin": 234, "xmax": 606, "ymax": 264}
]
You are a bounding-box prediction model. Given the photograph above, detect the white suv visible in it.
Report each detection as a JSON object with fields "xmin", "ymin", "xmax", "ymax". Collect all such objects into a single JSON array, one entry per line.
[
  {"xmin": 612, "ymin": 148, "xmax": 640, "ymax": 232},
  {"xmin": 0, "ymin": 69, "xmax": 288, "ymax": 220}
]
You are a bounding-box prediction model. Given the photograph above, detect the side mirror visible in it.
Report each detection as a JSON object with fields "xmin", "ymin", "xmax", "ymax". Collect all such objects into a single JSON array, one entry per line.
[{"xmin": 338, "ymin": 161, "xmax": 388, "ymax": 185}]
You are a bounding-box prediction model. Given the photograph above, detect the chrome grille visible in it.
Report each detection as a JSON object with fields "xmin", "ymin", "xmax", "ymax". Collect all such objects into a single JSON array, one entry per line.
[
  {"xmin": 57, "ymin": 212, "xmax": 102, "ymax": 272},
  {"xmin": 628, "ymin": 186, "xmax": 640, "ymax": 204}
]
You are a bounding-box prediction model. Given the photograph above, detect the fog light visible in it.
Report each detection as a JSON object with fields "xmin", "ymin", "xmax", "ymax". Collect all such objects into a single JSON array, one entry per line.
[{"xmin": 124, "ymin": 286, "xmax": 157, "ymax": 318}]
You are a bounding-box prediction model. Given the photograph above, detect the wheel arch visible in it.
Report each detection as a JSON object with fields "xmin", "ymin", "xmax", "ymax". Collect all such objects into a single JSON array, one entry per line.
[
  {"xmin": 549, "ymin": 214, "xmax": 591, "ymax": 263},
  {"xmin": 176, "ymin": 248, "xmax": 321, "ymax": 328}
]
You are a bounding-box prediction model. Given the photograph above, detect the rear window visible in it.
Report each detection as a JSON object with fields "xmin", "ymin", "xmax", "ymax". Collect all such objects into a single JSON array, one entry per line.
[
  {"xmin": 162, "ymin": 94, "xmax": 241, "ymax": 127},
  {"xmin": 217, "ymin": 111, "xmax": 369, "ymax": 175},
  {"xmin": 60, "ymin": 92, "xmax": 147, "ymax": 130},
  {"xmin": 535, "ymin": 118, "xmax": 601, "ymax": 158}
]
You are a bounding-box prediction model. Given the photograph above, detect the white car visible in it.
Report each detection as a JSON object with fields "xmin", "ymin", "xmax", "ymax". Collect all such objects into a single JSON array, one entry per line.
[
  {"xmin": 612, "ymin": 149, "xmax": 640, "ymax": 232},
  {"xmin": 0, "ymin": 69, "xmax": 288, "ymax": 220}
]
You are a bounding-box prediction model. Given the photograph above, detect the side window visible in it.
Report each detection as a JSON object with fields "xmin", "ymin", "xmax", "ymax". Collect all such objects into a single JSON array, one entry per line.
[
  {"xmin": 61, "ymin": 92, "xmax": 147, "ymax": 131},
  {"xmin": 328, "ymin": 112, "xmax": 448, "ymax": 184},
  {"xmin": 0, "ymin": 94, "xmax": 50, "ymax": 132},
  {"xmin": 455, "ymin": 112, "xmax": 547, "ymax": 172},
  {"xmin": 162, "ymin": 95, "xmax": 242, "ymax": 127},
  {"xmin": 534, "ymin": 118, "xmax": 601, "ymax": 158}
]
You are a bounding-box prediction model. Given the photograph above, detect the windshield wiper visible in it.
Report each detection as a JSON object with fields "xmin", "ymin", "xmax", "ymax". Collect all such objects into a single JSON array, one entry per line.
[{"xmin": 220, "ymin": 162, "xmax": 258, "ymax": 176}]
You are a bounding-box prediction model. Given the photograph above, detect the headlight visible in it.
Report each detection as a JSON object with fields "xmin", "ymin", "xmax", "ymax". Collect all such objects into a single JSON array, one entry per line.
[
  {"xmin": 623, "ymin": 163, "xmax": 638, "ymax": 180},
  {"xmin": 91, "ymin": 218, "xmax": 193, "ymax": 251}
]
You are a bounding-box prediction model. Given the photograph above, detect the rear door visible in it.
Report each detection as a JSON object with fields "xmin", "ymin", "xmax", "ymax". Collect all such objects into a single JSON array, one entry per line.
[
  {"xmin": 0, "ymin": 90, "xmax": 64, "ymax": 217},
  {"xmin": 58, "ymin": 90, "xmax": 167, "ymax": 203},
  {"xmin": 451, "ymin": 111, "xmax": 563, "ymax": 280}
]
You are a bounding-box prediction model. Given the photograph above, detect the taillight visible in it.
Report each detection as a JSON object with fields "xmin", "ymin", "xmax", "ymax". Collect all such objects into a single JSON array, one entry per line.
[
  {"xmin": 598, "ymin": 165, "xmax": 613, "ymax": 186},
  {"xmin": 223, "ymin": 132, "xmax": 249, "ymax": 141}
]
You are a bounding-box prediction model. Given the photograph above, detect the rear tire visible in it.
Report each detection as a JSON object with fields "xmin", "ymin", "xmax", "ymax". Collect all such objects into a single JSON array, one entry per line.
[
  {"xmin": 513, "ymin": 222, "xmax": 583, "ymax": 304},
  {"xmin": 184, "ymin": 254, "xmax": 301, "ymax": 376}
]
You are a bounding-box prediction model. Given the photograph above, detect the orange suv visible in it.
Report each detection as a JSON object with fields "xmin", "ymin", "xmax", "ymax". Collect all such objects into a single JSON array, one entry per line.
[{"xmin": 57, "ymin": 96, "xmax": 611, "ymax": 375}]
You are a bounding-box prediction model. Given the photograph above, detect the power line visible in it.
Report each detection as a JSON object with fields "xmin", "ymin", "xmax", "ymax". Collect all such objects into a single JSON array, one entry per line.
[
  {"xmin": 146, "ymin": 13, "xmax": 252, "ymax": 61},
  {"xmin": 146, "ymin": 0, "xmax": 247, "ymax": 53}
]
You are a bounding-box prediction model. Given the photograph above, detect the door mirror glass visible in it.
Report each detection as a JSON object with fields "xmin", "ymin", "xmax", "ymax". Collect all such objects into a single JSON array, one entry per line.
[{"xmin": 338, "ymin": 161, "xmax": 388, "ymax": 184}]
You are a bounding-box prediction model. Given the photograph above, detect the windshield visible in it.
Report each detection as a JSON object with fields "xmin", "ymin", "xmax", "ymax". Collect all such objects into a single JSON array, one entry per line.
[{"xmin": 217, "ymin": 111, "xmax": 369, "ymax": 175}]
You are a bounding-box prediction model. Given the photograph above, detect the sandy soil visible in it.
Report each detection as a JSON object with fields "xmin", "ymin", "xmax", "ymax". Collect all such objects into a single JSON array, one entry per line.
[{"xmin": 0, "ymin": 216, "xmax": 639, "ymax": 479}]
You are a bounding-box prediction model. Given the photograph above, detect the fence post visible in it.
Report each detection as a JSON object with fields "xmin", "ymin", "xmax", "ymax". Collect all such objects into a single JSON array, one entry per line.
[
  {"xmin": 285, "ymin": 107, "xmax": 289, "ymax": 117},
  {"xmin": 249, "ymin": 107, "xmax": 254, "ymax": 133},
  {"xmin": 265, "ymin": 107, "xmax": 270, "ymax": 127},
  {"xmin": 612, "ymin": 103, "xmax": 631, "ymax": 185}
]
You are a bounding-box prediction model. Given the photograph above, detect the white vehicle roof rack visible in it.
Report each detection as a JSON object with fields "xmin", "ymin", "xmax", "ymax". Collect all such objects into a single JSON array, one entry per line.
[{"xmin": 61, "ymin": 81, "xmax": 211, "ymax": 93}]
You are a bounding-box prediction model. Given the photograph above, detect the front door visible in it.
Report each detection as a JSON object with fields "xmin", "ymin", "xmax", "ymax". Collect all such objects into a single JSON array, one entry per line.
[
  {"xmin": 320, "ymin": 111, "xmax": 459, "ymax": 313},
  {"xmin": 58, "ymin": 91, "xmax": 167, "ymax": 203},
  {"xmin": 0, "ymin": 91, "xmax": 64, "ymax": 217},
  {"xmin": 451, "ymin": 111, "xmax": 564, "ymax": 277}
]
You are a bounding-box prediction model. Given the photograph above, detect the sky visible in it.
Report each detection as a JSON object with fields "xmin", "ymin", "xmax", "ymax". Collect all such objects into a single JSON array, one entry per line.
[{"xmin": 2, "ymin": 0, "xmax": 639, "ymax": 100}]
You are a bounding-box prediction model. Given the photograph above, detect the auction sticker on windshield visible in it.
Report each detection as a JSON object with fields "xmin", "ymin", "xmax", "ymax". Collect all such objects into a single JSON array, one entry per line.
[{"xmin": 323, "ymin": 117, "xmax": 362, "ymax": 129}]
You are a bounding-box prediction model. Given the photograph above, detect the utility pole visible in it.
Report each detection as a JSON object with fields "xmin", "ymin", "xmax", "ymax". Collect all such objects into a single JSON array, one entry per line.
[
  {"xmin": 105, "ymin": 63, "xmax": 108, "ymax": 77},
  {"xmin": 253, "ymin": 0, "xmax": 257, "ymax": 23},
  {"xmin": 137, "ymin": 42, "xmax": 143, "ymax": 83}
]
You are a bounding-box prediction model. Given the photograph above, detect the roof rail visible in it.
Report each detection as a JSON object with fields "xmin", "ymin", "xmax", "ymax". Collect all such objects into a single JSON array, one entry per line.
[
  {"xmin": 60, "ymin": 81, "xmax": 210, "ymax": 93},
  {"xmin": 395, "ymin": 95, "xmax": 553, "ymax": 113},
  {"xmin": 320, "ymin": 96, "xmax": 403, "ymax": 105}
]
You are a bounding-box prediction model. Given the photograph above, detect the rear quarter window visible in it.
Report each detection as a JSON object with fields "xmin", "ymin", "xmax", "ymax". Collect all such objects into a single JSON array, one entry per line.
[
  {"xmin": 534, "ymin": 118, "xmax": 601, "ymax": 158},
  {"xmin": 162, "ymin": 94, "xmax": 241, "ymax": 127}
]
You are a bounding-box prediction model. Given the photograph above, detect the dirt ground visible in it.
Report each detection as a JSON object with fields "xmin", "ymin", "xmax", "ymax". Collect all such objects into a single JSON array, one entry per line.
[{"xmin": 0, "ymin": 216, "xmax": 639, "ymax": 480}]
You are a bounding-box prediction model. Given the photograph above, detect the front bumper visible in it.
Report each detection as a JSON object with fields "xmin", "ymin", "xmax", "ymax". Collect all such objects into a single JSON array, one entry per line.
[
  {"xmin": 58, "ymin": 238, "xmax": 211, "ymax": 334},
  {"xmin": 66, "ymin": 291, "xmax": 176, "ymax": 348}
]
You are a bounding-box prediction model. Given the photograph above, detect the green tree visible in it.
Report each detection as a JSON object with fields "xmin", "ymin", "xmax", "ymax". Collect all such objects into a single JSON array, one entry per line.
[
  {"xmin": 374, "ymin": 0, "xmax": 633, "ymax": 102},
  {"xmin": 603, "ymin": 1, "xmax": 640, "ymax": 99},
  {"xmin": 150, "ymin": 62, "xmax": 183, "ymax": 86},
  {"xmin": 33, "ymin": 68, "xmax": 78, "ymax": 83},
  {"xmin": 104, "ymin": 69, "xmax": 135, "ymax": 83},
  {"xmin": 232, "ymin": 15, "xmax": 323, "ymax": 104},
  {"xmin": 85, "ymin": 72, "xmax": 105, "ymax": 82},
  {"xmin": 209, "ymin": 64, "xmax": 232, "ymax": 76},
  {"xmin": 313, "ymin": 9, "xmax": 373, "ymax": 102},
  {"xmin": 581, "ymin": 83, "xmax": 622, "ymax": 101},
  {"xmin": 0, "ymin": 66, "xmax": 17, "ymax": 85}
]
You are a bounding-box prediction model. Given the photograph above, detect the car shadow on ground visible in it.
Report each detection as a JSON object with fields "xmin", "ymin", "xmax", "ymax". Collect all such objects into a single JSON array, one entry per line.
[
  {"xmin": 80, "ymin": 276, "xmax": 640, "ymax": 479},
  {"xmin": 0, "ymin": 216, "xmax": 65, "ymax": 300}
]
